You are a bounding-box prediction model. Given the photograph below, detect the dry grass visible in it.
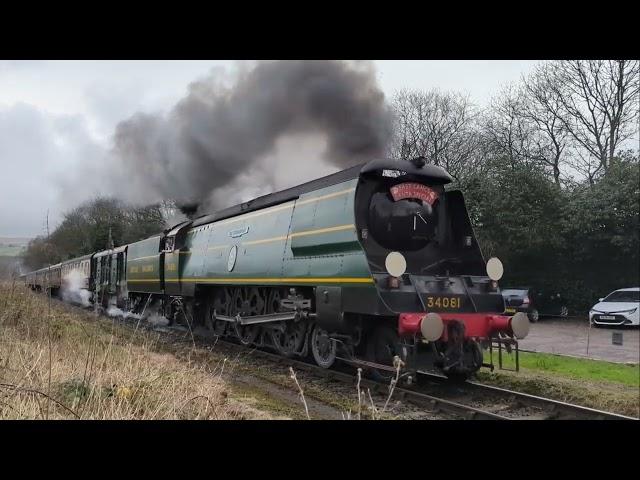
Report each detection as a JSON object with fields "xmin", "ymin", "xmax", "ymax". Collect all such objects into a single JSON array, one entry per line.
[{"xmin": 0, "ymin": 282, "xmax": 265, "ymax": 419}]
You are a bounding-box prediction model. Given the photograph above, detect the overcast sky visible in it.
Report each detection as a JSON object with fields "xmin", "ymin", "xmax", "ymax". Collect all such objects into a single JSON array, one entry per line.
[{"xmin": 0, "ymin": 60, "xmax": 539, "ymax": 237}]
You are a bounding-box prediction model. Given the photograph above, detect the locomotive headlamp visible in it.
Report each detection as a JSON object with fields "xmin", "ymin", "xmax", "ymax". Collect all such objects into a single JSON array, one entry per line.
[
  {"xmin": 420, "ymin": 312, "xmax": 444, "ymax": 341},
  {"xmin": 510, "ymin": 312, "xmax": 530, "ymax": 339},
  {"xmin": 486, "ymin": 257, "xmax": 504, "ymax": 281},
  {"xmin": 385, "ymin": 251, "xmax": 407, "ymax": 277}
]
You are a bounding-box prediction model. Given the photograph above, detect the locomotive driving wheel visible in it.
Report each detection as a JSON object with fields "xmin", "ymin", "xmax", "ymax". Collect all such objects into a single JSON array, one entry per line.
[
  {"xmin": 268, "ymin": 288, "xmax": 306, "ymax": 357},
  {"xmin": 266, "ymin": 288, "xmax": 285, "ymax": 314},
  {"xmin": 232, "ymin": 287, "xmax": 263, "ymax": 346},
  {"xmin": 272, "ymin": 321, "xmax": 307, "ymax": 357},
  {"xmin": 208, "ymin": 288, "xmax": 232, "ymax": 337}
]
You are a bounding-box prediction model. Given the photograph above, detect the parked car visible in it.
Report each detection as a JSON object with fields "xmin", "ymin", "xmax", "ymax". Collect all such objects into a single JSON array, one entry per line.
[
  {"xmin": 501, "ymin": 287, "xmax": 569, "ymax": 323},
  {"xmin": 589, "ymin": 288, "xmax": 639, "ymax": 327}
]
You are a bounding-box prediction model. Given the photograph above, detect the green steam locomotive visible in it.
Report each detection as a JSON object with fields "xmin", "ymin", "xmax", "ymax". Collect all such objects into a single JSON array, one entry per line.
[{"xmin": 23, "ymin": 157, "xmax": 529, "ymax": 379}]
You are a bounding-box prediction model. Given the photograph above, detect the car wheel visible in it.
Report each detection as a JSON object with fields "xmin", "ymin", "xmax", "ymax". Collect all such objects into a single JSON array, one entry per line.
[
  {"xmin": 528, "ymin": 308, "xmax": 540, "ymax": 323},
  {"xmin": 560, "ymin": 306, "xmax": 568, "ymax": 317}
]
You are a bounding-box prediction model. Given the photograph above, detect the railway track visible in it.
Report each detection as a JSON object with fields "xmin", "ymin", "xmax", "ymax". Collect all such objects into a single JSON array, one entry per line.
[
  {"xmin": 210, "ymin": 339, "xmax": 636, "ymax": 420},
  {"xmin": 56, "ymin": 298, "xmax": 638, "ymax": 421},
  {"xmin": 414, "ymin": 371, "xmax": 637, "ymax": 420},
  {"xmin": 160, "ymin": 332, "xmax": 508, "ymax": 419}
]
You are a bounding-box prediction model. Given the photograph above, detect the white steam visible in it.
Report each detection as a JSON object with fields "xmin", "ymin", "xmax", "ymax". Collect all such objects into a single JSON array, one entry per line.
[
  {"xmin": 60, "ymin": 269, "xmax": 92, "ymax": 307},
  {"xmin": 145, "ymin": 312, "xmax": 170, "ymax": 327},
  {"xmin": 105, "ymin": 306, "xmax": 141, "ymax": 320},
  {"xmin": 105, "ymin": 300, "xmax": 169, "ymax": 327}
]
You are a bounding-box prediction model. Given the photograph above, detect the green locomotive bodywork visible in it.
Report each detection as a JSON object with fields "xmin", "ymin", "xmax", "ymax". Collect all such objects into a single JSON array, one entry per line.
[
  {"xmin": 127, "ymin": 236, "xmax": 163, "ymax": 294},
  {"xmin": 178, "ymin": 179, "xmax": 372, "ymax": 288},
  {"xmin": 121, "ymin": 176, "xmax": 378, "ymax": 317}
]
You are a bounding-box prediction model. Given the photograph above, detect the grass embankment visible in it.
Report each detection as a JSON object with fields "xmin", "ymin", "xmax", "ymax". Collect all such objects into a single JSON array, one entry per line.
[
  {"xmin": 479, "ymin": 350, "xmax": 639, "ymax": 417},
  {"xmin": 3, "ymin": 281, "xmax": 634, "ymax": 419},
  {"xmin": 0, "ymin": 282, "xmax": 272, "ymax": 419}
]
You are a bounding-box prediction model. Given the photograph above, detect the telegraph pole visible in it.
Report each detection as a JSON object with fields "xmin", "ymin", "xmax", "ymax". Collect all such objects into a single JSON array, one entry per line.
[{"xmin": 46, "ymin": 209, "xmax": 52, "ymax": 419}]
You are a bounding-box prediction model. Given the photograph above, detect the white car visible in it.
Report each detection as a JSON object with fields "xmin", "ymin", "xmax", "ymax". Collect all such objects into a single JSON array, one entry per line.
[{"xmin": 589, "ymin": 288, "xmax": 640, "ymax": 327}]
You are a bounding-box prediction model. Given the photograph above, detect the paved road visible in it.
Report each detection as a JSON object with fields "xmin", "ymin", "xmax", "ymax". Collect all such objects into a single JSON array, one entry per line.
[{"xmin": 518, "ymin": 318, "xmax": 639, "ymax": 364}]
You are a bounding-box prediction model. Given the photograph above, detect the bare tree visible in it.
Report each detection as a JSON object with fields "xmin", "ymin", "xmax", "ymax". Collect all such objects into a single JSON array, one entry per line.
[
  {"xmin": 571, "ymin": 148, "xmax": 605, "ymax": 185},
  {"xmin": 484, "ymin": 84, "xmax": 539, "ymax": 171},
  {"xmin": 388, "ymin": 89, "xmax": 482, "ymax": 180},
  {"xmin": 521, "ymin": 69, "xmax": 572, "ymax": 185},
  {"xmin": 545, "ymin": 60, "xmax": 639, "ymax": 174}
]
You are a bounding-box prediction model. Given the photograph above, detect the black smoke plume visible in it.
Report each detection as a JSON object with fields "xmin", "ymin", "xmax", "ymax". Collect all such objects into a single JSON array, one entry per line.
[
  {"xmin": 177, "ymin": 202, "xmax": 199, "ymax": 219},
  {"xmin": 112, "ymin": 61, "xmax": 393, "ymax": 216}
]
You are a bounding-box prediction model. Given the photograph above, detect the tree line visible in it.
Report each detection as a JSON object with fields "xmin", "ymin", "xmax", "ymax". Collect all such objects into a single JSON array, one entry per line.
[
  {"xmin": 23, "ymin": 198, "xmax": 175, "ymax": 271},
  {"xmin": 388, "ymin": 60, "xmax": 639, "ymax": 311}
]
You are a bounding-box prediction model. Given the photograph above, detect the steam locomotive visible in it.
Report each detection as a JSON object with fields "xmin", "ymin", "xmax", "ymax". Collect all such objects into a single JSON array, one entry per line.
[{"xmin": 23, "ymin": 157, "xmax": 529, "ymax": 380}]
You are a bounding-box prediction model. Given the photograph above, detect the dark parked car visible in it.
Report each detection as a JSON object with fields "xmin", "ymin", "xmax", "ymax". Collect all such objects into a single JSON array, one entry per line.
[{"xmin": 501, "ymin": 287, "xmax": 569, "ymax": 322}]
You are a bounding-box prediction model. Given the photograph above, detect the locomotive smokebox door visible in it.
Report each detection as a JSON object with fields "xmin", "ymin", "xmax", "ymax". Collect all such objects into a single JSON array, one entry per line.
[{"xmin": 316, "ymin": 286, "xmax": 344, "ymax": 332}]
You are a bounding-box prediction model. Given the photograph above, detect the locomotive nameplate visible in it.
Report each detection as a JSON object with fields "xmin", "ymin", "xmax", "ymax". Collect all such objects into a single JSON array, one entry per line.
[
  {"xmin": 424, "ymin": 296, "xmax": 463, "ymax": 309},
  {"xmin": 390, "ymin": 183, "xmax": 438, "ymax": 205}
]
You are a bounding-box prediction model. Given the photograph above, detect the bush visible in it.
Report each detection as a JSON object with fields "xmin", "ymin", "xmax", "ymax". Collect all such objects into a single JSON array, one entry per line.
[{"xmin": 461, "ymin": 154, "xmax": 639, "ymax": 313}]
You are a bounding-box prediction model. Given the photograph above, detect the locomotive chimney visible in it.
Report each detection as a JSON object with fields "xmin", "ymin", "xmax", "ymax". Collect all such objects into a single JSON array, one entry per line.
[{"xmin": 410, "ymin": 156, "xmax": 427, "ymax": 168}]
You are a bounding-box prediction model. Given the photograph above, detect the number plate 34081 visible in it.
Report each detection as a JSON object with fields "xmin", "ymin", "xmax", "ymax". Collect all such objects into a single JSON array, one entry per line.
[{"xmin": 425, "ymin": 296, "xmax": 462, "ymax": 309}]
